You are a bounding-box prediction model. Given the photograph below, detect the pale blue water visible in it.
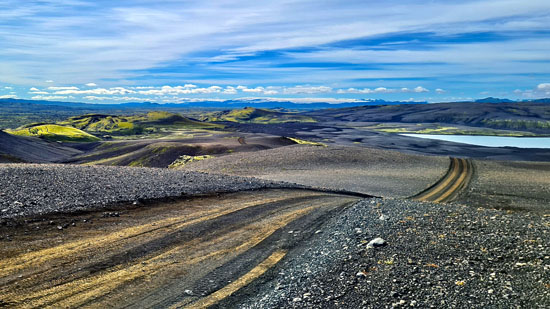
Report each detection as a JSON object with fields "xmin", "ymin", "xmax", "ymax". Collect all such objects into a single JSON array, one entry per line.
[{"xmin": 401, "ymin": 134, "xmax": 550, "ymax": 149}]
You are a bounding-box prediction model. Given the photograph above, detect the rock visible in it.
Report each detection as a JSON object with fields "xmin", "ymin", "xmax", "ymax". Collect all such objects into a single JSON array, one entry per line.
[
  {"xmin": 57, "ymin": 225, "xmax": 63, "ymax": 230},
  {"xmin": 367, "ymin": 237, "xmax": 387, "ymax": 248},
  {"xmin": 356, "ymin": 271, "xmax": 367, "ymax": 278},
  {"xmin": 184, "ymin": 289, "xmax": 193, "ymax": 296},
  {"xmin": 292, "ymin": 297, "xmax": 302, "ymax": 302},
  {"xmin": 379, "ymin": 214, "xmax": 389, "ymax": 220}
]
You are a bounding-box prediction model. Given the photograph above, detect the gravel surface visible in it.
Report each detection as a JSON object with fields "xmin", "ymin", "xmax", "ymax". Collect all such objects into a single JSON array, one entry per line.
[
  {"xmin": 0, "ymin": 164, "xmax": 298, "ymax": 220},
  {"xmin": 457, "ymin": 159, "xmax": 550, "ymax": 214},
  {"xmin": 184, "ymin": 145, "xmax": 449, "ymax": 198},
  {"xmin": 226, "ymin": 198, "xmax": 550, "ymax": 308}
]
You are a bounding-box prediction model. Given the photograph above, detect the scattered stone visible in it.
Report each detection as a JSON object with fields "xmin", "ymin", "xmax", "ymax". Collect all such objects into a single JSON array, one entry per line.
[
  {"xmin": 292, "ymin": 297, "xmax": 302, "ymax": 302},
  {"xmin": 183, "ymin": 289, "xmax": 193, "ymax": 296},
  {"xmin": 356, "ymin": 271, "xmax": 367, "ymax": 278},
  {"xmin": 379, "ymin": 214, "xmax": 389, "ymax": 221},
  {"xmin": 367, "ymin": 237, "xmax": 387, "ymax": 248}
]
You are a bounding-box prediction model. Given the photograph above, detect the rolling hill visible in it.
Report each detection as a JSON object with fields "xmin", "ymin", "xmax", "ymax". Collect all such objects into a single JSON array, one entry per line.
[
  {"xmin": 6, "ymin": 124, "xmax": 101, "ymax": 142},
  {"xmin": 0, "ymin": 130, "xmax": 82, "ymax": 162},
  {"xmin": 305, "ymin": 102, "xmax": 550, "ymax": 133},
  {"xmin": 199, "ymin": 107, "xmax": 317, "ymax": 124},
  {"xmin": 59, "ymin": 111, "xmax": 222, "ymax": 136}
]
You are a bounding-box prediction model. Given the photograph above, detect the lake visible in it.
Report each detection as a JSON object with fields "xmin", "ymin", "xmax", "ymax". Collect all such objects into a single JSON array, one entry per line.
[{"xmin": 401, "ymin": 134, "xmax": 550, "ymax": 149}]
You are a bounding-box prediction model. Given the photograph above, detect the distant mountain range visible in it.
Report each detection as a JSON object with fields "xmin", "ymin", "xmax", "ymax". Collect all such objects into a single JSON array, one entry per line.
[
  {"xmin": 0, "ymin": 98, "xmax": 430, "ymax": 111},
  {"xmin": 1, "ymin": 97, "xmax": 549, "ymax": 111}
]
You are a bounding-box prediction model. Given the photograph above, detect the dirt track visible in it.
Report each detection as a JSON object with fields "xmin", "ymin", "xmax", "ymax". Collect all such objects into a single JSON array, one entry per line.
[
  {"xmin": 0, "ymin": 189, "xmax": 359, "ymax": 308},
  {"xmin": 412, "ymin": 158, "xmax": 474, "ymax": 203}
]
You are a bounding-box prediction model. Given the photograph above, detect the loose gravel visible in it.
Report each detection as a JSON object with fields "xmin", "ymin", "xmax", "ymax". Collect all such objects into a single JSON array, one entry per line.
[
  {"xmin": 184, "ymin": 145, "xmax": 449, "ymax": 198},
  {"xmin": 228, "ymin": 198, "xmax": 550, "ymax": 308},
  {"xmin": 0, "ymin": 163, "xmax": 298, "ymax": 220}
]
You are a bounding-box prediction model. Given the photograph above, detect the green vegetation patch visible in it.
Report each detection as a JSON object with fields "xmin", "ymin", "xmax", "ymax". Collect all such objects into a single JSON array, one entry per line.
[
  {"xmin": 200, "ymin": 107, "xmax": 317, "ymax": 124},
  {"xmin": 6, "ymin": 124, "xmax": 101, "ymax": 142},
  {"xmin": 58, "ymin": 112, "xmax": 223, "ymax": 137},
  {"xmin": 168, "ymin": 155, "xmax": 214, "ymax": 168},
  {"xmin": 482, "ymin": 119, "xmax": 550, "ymax": 130},
  {"xmin": 377, "ymin": 126, "xmax": 458, "ymax": 134},
  {"xmin": 286, "ymin": 137, "xmax": 327, "ymax": 147}
]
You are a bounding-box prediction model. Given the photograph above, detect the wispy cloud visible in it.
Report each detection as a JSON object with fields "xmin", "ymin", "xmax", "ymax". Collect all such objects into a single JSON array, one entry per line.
[{"xmin": 0, "ymin": 1, "xmax": 549, "ymax": 101}]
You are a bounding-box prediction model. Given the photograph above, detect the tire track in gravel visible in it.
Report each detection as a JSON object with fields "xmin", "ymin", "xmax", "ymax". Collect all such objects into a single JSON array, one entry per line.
[
  {"xmin": 411, "ymin": 157, "xmax": 474, "ymax": 203},
  {"xmin": 0, "ymin": 189, "xmax": 360, "ymax": 308}
]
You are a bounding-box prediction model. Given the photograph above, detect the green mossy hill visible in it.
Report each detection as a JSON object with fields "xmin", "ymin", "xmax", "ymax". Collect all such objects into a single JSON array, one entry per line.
[
  {"xmin": 59, "ymin": 112, "xmax": 221, "ymax": 135},
  {"xmin": 7, "ymin": 124, "xmax": 101, "ymax": 142},
  {"xmin": 199, "ymin": 107, "xmax": 317, "ymax": 124},
  {"xmin": 168, "ymin": 155, "xmax": 213, "ymax": 168}
]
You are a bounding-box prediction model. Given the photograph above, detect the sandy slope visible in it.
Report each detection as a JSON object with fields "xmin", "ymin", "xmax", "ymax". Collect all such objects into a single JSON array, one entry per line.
[{"xmin": 183, "ymin": 145, "xmax": 449, "ymax": 198}]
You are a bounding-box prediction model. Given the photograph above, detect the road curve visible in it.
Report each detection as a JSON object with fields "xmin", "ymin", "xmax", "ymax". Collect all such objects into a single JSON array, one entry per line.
[
  {"xmin": 410, "ymin": 157, "xmax": 474, "ymax": 203},
  {"xmin": 0, "ymin": 189, "xmax": 359, "ymax": 308}
]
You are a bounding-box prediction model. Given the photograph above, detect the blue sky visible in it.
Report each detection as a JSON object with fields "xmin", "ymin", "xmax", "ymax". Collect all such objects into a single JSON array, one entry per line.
[{"xmin": 0, "ymin": 0, "xmax": 549, "ymax": 104}]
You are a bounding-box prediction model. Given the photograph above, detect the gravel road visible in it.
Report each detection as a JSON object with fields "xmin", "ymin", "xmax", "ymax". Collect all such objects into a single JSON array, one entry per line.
[
  {"xmin": 0, "ymin": 164, "xmax": 298, "ymax": 220},
  {"xmin": 223, "ymin": 198, "xmax": 550, "ymax": 308}
]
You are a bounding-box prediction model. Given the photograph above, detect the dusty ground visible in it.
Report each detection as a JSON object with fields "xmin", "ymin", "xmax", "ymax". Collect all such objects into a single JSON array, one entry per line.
[
  {"xmin": 0, "ymin": 189, "xmax": 359, "ymax": 308},
  {"xmin": 183, "ymin": 145, "xmax": 449, "ymax": 198},
  {"xmin": 456, "ymin": 159, "xmax": 550, "ymax": 214}
]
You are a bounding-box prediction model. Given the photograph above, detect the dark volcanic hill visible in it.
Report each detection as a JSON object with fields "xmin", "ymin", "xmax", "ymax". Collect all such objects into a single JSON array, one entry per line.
[
  {"xmin": 305, "ymin": 102, "xmax": 550, "ymax": 133},
  {"xmin": 0, "ymin": 130, "xmax": 82, "ymax": 163}
]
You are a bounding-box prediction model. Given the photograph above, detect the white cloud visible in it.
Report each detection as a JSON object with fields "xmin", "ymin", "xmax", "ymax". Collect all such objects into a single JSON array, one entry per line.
[
  {"xmin": 239, "ymin": 96, "xmax": 376, "ymax": 104},
  {"xmin": 4, "ymin": 86, "xmax": 13, "ymax": 90},
  {"xmin": 55, "ymin": 87, "xmax": 136, "ymax": 95},
  {"xmin": 29, "ymin": 90, "xmax": 50, "ymax": 94},
  {"xmin": 29, "ymin": 87, "xmax": 41, "ymax": 92},
  {"xmin": 45, "ymin": 80, "xmax": 54, "ymax": 83},
  {"xmin": 283, "ymin": 86, "xmax": 332, "ymax": 94},
  {"xmin": 436, "ymin": 88, "xmax": 446, "ymax": 94},
  {"xmin": 536, "ymin": 83, "xmax": 550, "ymax": 92},
  {"xmin": 337, "ymin": 86, "xmax": 429, "ymax": 94},
  {"xmin": 223, "ymin": 86, "xmax": 238, "ymax": 94},
  {"xmin": 510, "ymin": 83, "xmax": 550, "ymax": 98},
  {"xmin": 31, "ymin": 95, "xmax": 68, "ymax": 100},
  {"xmin": 137, "ymin": 85, "xmax": 220, "ymax": 95},
  {"xmin": 48, "ymin": 86, "xmax": 80, "ymax": 91},
  {"xmin": 84, "ymin": 96, "xmax": 149, "ymax": 101},
  {"xmin": 85, "ymin": 83, "xmax": 97, "ymax": 87},
  {"xmin": 235, "ymin": 85, "xmax": 280, "ymax": 95},
  {"xmin": 0, "ymin": 94, "xmax": 17, "ymax": 99},
  {"xmin": 413, "ymin": 86, "xmax": 429, "ymax": 93}
]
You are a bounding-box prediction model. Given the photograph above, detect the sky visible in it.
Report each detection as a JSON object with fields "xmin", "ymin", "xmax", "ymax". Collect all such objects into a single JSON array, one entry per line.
[{"xmin": 0, "ymin": 0, "xmax": 549, "ymax": 104}]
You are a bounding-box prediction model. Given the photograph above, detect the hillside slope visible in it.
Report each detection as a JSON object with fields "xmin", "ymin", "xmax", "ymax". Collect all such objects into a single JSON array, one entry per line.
[
  {"xmin": 306, "ymin": 102, "xmax": 550, "ymax": 133},
  {"xmin": 200, "ymin": 107, "xmax": 317, "ymax": 124},
  {"xmin": 0, "ymin": 130, "xmax": 82, "ymax": 163},
  {"xmin": 6, "ymin": 124, "xmax": 100, "ymax": 143},
  {"xmin": 59, "ymin": 111, "xmax": 221, "ymax": 136}
]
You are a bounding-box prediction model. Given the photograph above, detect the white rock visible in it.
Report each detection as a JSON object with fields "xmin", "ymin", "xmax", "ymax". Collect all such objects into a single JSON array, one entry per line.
[{"xmin": 367, "ymin": 237, "xmax": 387, "ymax": 248}]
